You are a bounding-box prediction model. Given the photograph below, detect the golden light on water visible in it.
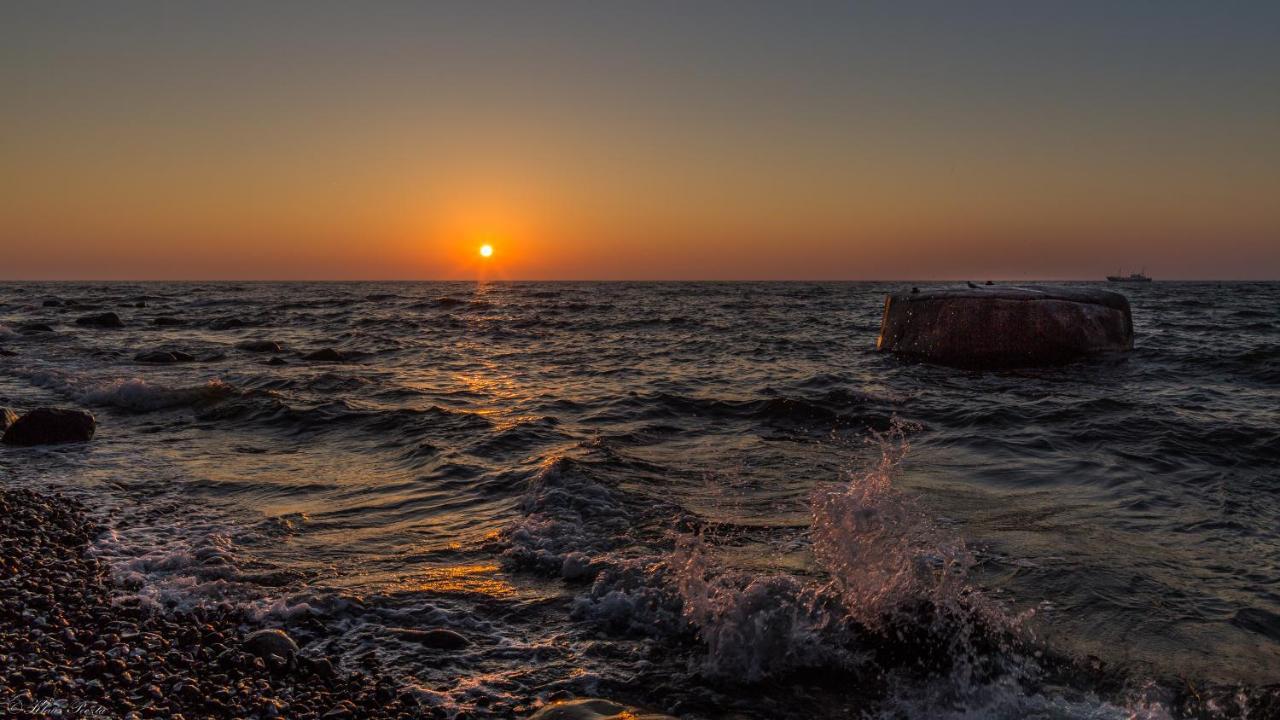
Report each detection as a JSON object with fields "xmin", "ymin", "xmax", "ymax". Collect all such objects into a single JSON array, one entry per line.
[{"xmin": 393, "ymin": 563, "xmax": 516, "ymax": 598}]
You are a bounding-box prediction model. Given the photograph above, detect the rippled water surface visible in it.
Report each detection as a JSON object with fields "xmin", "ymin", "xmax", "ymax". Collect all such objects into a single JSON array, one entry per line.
[{"xmin": 1, "ymin": 281, "xmax": 1277, "ymax": 718}]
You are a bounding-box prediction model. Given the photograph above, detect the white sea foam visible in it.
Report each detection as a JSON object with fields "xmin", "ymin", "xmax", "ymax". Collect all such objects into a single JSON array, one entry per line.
[
  {"xmin": 504, "ymin": 456, "xmax": 629, "ymax": 577},
  {"xmin": 663, "ymin": 427, "xmax": 1000, "ymax": 681},
  {"xmin": 875, "ymin": 673, "xmax": 1175, "ymax": 720},
  {"xmin": 90, "ymin": 520, "xmax": 260, "ymax": 611},
  {"xmin": 672, "ymin": 537, "xmax": 856, "ymax": 680},
  {"xmin": 20, "ymin": 367, "xmax": 235, "ymax": 411}
]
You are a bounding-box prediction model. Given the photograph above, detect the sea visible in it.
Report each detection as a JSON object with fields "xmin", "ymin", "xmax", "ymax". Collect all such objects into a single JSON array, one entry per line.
[{"xmin": 1, "ymin": 281, "xmax": 1277, "ymax": 719}]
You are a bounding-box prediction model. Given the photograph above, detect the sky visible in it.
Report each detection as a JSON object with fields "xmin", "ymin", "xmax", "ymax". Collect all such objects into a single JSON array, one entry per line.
[{"xmin": 2, "ymin": 1, "xmax": 1278, "ymax": 280}]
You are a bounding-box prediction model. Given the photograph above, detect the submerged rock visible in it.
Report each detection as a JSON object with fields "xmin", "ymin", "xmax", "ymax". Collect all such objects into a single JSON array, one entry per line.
[
  {"xmin": 135, "ymin": 349, "xmax": 195, "ymax": 363},
  {"xmin": 18, "ymin": 322, "xmax": 55, "ymax": 334},
  {"xmin": 2, "ymin": 407, "xmax": 97, "ymax": 445},
  {"xmin": 210, "ymin": 317, "xmax": 249, "ymax": 330},
  {"xmin": 242, "ymin": 628, "xmax": 299, "ymax": 660},
  {"xmin": 0, "ymin": 407, "xmax": 17, "ymax": 433},
  {"xmin": 303, "ymin": 348, "xmax": 345, "ymax": 362},
  {"xmin": 237, "ymin": 339, "xmax": 283, "ymax": 353},
  {"xmin": 75, "ymin": 312, "xmax": 124, "ymax": 328},
  {"xmin": 877, "ymin": 285, "xmax": 1133, "ymax": 369},
  {"xmin": 530, "ymin": 698, "xmax": 676, "ymax": 720},
  {"xmin": 390, "ymin": 627, "xmax": 470, "ymax": 650}
]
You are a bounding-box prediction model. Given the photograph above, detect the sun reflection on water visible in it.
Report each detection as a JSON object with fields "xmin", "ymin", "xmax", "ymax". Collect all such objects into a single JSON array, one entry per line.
[{"xmin": 391, "ymin": 563, "xmax": 516, "ymax": 598}]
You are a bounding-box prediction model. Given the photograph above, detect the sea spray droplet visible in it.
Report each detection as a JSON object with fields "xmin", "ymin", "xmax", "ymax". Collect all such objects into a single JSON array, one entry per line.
[
  {"xmin": 808, "ymin": 428, "xmax": 972, "ymax": 630},
  {"xmin": 668, "ymin": 423, "xmax": 1023, "ymax": 684}
]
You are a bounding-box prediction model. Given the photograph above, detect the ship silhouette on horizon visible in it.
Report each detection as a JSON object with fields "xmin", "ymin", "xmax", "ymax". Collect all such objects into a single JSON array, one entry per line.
[{"xmin": 1107, "ymin": 268, "xmax": 1152, "ymax": 282}]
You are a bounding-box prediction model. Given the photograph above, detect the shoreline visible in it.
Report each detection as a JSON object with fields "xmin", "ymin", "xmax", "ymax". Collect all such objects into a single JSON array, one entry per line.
[
  {"xmin": 0, "ymin": 487, "xmax": 423, "ymax": 720},
  {"xmin": 5, "ymin": 484, "xmax": 1278, "ymax": 720}
]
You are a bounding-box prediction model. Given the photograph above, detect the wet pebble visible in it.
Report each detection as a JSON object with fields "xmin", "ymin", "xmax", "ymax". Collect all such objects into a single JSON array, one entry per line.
[{"xmin": 0, "ymin": 488, "xmax": 424, "ymax": 720}]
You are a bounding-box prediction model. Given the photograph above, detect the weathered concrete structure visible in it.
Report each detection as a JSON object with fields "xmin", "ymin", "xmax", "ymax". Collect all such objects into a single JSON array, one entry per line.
[{"xmin": 877, "ymin": 286, "xmax": 1133, "ymax": 369}]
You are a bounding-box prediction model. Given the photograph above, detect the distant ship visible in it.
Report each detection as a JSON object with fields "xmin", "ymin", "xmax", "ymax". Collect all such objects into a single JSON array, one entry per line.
[{"xmin": 1106, "ymin": 269, "xmax": 1152, "ymax": 282}]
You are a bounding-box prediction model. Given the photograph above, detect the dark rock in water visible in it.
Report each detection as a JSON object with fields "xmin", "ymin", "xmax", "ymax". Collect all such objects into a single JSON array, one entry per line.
[
  {"xmin": 266, "ymin": 357, "xmax": 288, "ymax": 366},
  {"xmin": 210, "ymin": 317, "xmax": 250, "ymax": 330},
  {"xmin": 0, "ymin": 347, "xmax": 16, "ymax": 356},
  {"xmin": 877, "ymin": 285, "xmax": 1133, "ymax": 369},
  {"xmin": 242, "ymin": 629, "xmax": 299, "ymax": 660},
  {"xmin": 237, "ymin": 339, "xmax": 283, "ymax": 353},
  {"xmin": 1230, "ymin": 607, "xmax": 1280, "ymax": 641},
  {"xmin": 2, "ymin": 407, "xmax": 97, "ymax": 445},
  {"xmin": 18, "ymin": 322, "xmax": 55, "ymax": 334},
  {"xmin": 135, "ymin": 349, "xmax": 172, "ymax": 363},
  {"xmin": 76, "ymin": 312, "xmax": 124, "ymax": 328},
  {"xmin": 303, "ymin": 348, "xmax": 345, "ymax": 362},
  {"xmin": 390, "ymin": 627, "xmax": 470, "ymax": 650},
  {"xmin": 135, "ymin": 349, "xmax": 195, "ymax": 363},
  {"xmin": 0, "ymin": 407, "xmax": 17, "ymax": 433},
  {"xmin": 153, "ymin": 316, "xmax": 186, "ymax": 326},
  {"xmin": 43, "ymin": 298, "xmax": 63, "ymax": 307}
]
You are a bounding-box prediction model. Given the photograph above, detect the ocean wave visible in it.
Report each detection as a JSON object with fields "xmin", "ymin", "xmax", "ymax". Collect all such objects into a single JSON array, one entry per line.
[
  {"xmin": 510, "ymin": 429, "xmax": 1028, "ymax": 694},
  {"xmin": 18, "ymin": 368, "xmax": 238, "ymax": 412},
  {"xmin": 596, "ymin": 390, "xmax": 898, "ymax": 434},
  {"xmin": 504, "ymin": 456, "xmax": 638, "ymax": 578},
  {"xmin": 874, "ymin": 674, "xmax": 1174, "ymax": 720},
  {"xmin": 466, "ymin": 416, "xmax": 567, "ymax": 458},
  {"xmin": 197, "ymin": 396, "xmax": 494, "ymax": 440},
  {"xmin": 665, "ymin": 430, "xmax": 1019, "ymax": 683}
]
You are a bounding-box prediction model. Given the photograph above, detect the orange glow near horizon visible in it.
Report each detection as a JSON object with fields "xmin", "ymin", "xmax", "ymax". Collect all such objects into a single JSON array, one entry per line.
[{"xmin": 2, "ymin": 5, "xmax": 1278, "ymax": 280}]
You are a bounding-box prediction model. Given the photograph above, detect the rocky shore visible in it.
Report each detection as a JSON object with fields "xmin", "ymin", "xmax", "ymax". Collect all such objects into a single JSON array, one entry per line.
[{"xmin": 0, "ymin": 487, "xmax": 425, "ymax": 720}]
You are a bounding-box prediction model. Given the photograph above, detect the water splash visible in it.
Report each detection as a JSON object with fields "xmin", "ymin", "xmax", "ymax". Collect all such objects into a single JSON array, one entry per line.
[
  {"xmin": 809, "ymin": 426, "xmax": 972, "ymax": 630},
  {"xmin": 670, "ymin": 423, "xmax": 1036, "ymax": 697}
]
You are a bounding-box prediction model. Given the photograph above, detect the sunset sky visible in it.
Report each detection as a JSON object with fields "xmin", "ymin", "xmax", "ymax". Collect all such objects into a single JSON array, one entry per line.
[{"xmin": 3, "ymin": 1, "xmax": 1278, "ymax": 280}]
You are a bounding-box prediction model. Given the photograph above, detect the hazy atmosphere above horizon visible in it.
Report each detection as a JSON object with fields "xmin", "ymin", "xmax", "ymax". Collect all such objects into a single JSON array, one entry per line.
[{"xmin": 3, "ymin": 1, "xmax": 1278, "ymax": 280}]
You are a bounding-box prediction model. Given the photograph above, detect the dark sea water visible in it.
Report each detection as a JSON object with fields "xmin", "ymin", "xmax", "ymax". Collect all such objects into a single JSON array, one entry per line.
[{"xmin": 1, "ymin": 281, "xmax": 1277, "ymax": 718}]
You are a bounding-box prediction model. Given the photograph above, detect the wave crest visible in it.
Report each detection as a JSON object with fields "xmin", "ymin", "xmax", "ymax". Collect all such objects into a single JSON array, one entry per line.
[{"xmin": 21, "ymin": 368, "xmax": 237, "ymax": 412}]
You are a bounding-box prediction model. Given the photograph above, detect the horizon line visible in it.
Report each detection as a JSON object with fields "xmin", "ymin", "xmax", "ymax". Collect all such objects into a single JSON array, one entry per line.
[{"xmin": 0, "ymin": 278, "xmax": 1275, "ymax": 284}]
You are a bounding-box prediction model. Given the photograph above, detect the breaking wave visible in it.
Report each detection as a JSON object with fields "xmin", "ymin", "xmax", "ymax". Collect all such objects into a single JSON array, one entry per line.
[{"xmin": 17, "ymin": 367, "xmax": 238, "ymax": 412}]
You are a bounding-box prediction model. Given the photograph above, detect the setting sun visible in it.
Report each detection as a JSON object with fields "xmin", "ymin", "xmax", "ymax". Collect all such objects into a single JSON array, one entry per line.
[{"xmin": 3, "ymin": 4, "xmax": 1279, "ymax": 718}]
